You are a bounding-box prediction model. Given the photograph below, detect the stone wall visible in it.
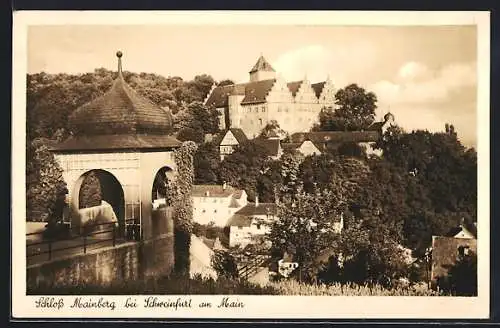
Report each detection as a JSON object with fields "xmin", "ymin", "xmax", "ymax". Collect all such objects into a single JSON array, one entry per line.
[{"xmin": 27, "ymin": 234, "xmax": 174, "ymax": 293}]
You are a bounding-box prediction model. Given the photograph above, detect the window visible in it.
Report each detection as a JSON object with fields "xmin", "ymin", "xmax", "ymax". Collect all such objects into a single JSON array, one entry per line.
[
  {"xmin": 202, "ymin": 209, "xmax": 206, "ymax": 213},
  {"xmin": 214, "ymin": 209, "xmax": 217, "ymax": 213},
  {"xmin": 254, "ymin": 107, "xmax": 259, "ymax": 113},
  {"xmin": 238, "ymin": 226, "xmax": 243, "ymax": 230},
  {"xmin": 259, "ymin": 118, "xmax": 263, "ymax": 126},
  {"xmin": 278, "ymin": 106, "xmax": 281, "ymax": 112},
  {"xmin": 256, "ymin": 224, "xmax": 261, "ymax": 230},
  {"xmin": 261, "ymin": 106, "xmax": 265, "ymax": 112},
  {"xmin": 213, "ymin": 199, "xmax": 217, "ymax": 203}
]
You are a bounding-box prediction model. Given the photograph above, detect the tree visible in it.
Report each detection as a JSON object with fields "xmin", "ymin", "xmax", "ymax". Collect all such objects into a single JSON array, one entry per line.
[
  {"xmin": 314, "ymin": 84, "xmax": 377, "ymax": 131},
  {"xmin": 26, "ymin": 138, "xmax": 67, "ymax": 223},
  {"xmin": 447, "ymin": 251, "xmax": 477, "ymax": 296},
  {"xmin": 268, "ymin": 188, "xmax": 346, "ymax": 282},
  {"xmin": 193, "ymin": 141, "xmax": 221, "ymax": 184},
  {"xmin": 217, "ymin": 79, "xmax": 235, "ymax": 87},
  {"xmin": 79, "ymin": 171, "xmax": 102, "ymax": 208},
  {"xmin": 258, "ymin": 120, "xmax": 288, "ymax": 139},
  {"xmin": 333, "ymin": 216, "xmax": 410, "ymax": 287},
  {"xmin": 211, "ymin": 249, "xmax": 239, "ymax": 280},
  {"xmin": 219, "ymin": 140, "xmax": 271, "ymax": 201}
]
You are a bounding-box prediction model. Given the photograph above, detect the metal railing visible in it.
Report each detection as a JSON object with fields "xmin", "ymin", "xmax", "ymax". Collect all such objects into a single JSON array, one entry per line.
[
  {"xmin": 26, "ymin": 219, "xmax": 141, "ymax": 262},
  {"xmin": 238, "ymin": 254, "xmax": 271, "ymax": 280}
]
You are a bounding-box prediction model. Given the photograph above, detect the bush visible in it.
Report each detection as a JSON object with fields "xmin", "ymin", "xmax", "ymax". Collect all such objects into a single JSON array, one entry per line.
[
  {"xmin": 268, "ymin": 280, "xmax": 439, "ymax": 296},
  {"xmin": 28, "ymin": 274, "xmax": 277, "ymax": 295}
]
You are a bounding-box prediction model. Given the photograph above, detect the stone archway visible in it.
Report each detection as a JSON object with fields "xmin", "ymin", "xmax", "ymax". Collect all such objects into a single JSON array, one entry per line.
[
  {"xmin": 150, "ymin": 166, "xmax": 175, "ymax": 237},
  {"xmin": 71, "ymin": 169, "xmax": 125, "ymax": 236}
]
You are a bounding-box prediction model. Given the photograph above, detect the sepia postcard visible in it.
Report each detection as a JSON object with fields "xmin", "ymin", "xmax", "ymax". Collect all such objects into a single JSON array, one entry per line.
[{"xmin": 11, "ymin": 10, "xmax": 490, "ymax": 320}]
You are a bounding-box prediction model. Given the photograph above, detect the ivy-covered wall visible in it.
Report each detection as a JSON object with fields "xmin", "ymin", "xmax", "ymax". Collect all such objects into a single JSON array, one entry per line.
[{"xmin": 172, "ymin": 141, "xmax": 197, "ymax": 276}]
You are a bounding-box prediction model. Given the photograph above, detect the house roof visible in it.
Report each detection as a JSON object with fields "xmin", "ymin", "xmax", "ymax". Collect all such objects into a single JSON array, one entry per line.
[
  {"xmin": 446, "ymin": 223, "xmax": 477, "ymax": 239},
  {"xmin": 281, "ymin": 142, "xmax": 301, "ymax": 150},
  {"xmin": 192, "ymin": 184, "xmax": 238, "ymax": 198},
  {"xmin": 290, "ymin": 131, "xmax": 381, "ymax": 145},
  {"xmin": 69, "ymin": 54, "xmax": 173, "ymax": 137},
  {"xmin": 235, "ymin": 203, "xmax": 277, "ymax": 216},
  {"xmin": 311, "ymin": 82, "xmax": 326, "ymax": 98},
  {"xmin": 205, "ymin": 84, "xmax": 236, "ymax": 108},
  {"xmin": 254, "ymin": 137, "xmax": 281, "ymax": 157},
  {"xmin": 287, "ymin": 81, "xmax": 303, "ymax": 97},
  {"xmin": 249, "ymin": 55, "xmax": 275, "ymax": 73},
  {"xmin": 213, "ymin": 128, "xmax": 248, "ymax": 146},
  {"xmin": 226, "ymin": 214, "xmax": 253, "ymax": 227},
  {"xmin": 241, "ymin": 79, "xmax": 276, "ymax": 105},
  {"xmin": 50, "ymin": 133, "xmax": 181, "ymax": 152}
]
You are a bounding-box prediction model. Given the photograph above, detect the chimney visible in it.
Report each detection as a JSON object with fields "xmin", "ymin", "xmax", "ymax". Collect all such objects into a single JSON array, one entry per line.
[
  {"xmin": 205, "ymin": 191, "xmax": 210, "ymax": 197},
  {"xmin": 222, "ymin": 181, "xmax": 227, "ymax": 190},
  {"xmin": 255, "ymin": 195, "xmax": 259, "ymax": 207}
]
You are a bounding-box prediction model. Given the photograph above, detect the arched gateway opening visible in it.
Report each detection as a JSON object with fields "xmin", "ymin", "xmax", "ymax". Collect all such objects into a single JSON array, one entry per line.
[
  {"xmin": 72, "ymin": 169, "xmax": 125, "ymax": 236},
  {"xmin": 151, "ymin": 166, "xmax": 175, "ymax": 237}
]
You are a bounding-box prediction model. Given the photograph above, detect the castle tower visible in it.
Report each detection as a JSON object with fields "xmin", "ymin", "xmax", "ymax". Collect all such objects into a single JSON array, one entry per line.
[{"xmin": 249, "ymin": 55, "xmax": 276, "ymax": 82}]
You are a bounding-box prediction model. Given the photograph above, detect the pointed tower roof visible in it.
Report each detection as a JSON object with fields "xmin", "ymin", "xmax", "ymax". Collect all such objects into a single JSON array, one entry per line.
[
  {"xmin": 52, "ymin": 51, "xmax": 180, "ymax": 152},
  {"xmin": 69, "ymin": 51, "xmax": 173, "ymax": 136},
  {"xmin": 249, "ymin": 55, "xmax": 275, "ymax": 73}
]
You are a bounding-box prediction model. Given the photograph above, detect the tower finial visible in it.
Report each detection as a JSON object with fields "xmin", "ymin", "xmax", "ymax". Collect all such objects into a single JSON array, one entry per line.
[{"xmin": 116, "ymin": 50, "xmax": 123, "ymax": 78}]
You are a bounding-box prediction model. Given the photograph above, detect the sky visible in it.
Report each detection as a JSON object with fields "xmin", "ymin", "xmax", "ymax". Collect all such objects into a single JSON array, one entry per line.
[{"xmin": 28, "ymin": 25, "xmax": 477, "ymax": 148}]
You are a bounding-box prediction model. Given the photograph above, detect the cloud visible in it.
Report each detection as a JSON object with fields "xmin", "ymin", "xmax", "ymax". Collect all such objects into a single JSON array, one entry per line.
[
  {"xmin": 272, "ymin": 41, "xmax": 379, "ymax": 85},
  {"xmin": 372, "ymin": 61, "xmax": 476, "ymax": 105},
  {"xmin": 370, "ymin": 61, "xmax": 477, "ymax": 147}
]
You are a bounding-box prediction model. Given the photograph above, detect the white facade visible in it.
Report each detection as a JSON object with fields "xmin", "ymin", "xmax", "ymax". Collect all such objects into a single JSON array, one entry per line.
[{"xmin": 192, "ymin": 189, "xmax": 248, "ymax": 227}]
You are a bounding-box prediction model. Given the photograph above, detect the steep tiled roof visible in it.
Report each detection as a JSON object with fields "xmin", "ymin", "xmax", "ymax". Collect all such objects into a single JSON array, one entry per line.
[
  {"xmin": 254, "ymin": 137, "xmax": 281, "ymax": 157},
  {"xmin": 446, "ymin": 223, "xmax": 477, "ymax": 239},
  {"xmin": 69, "ymin": 75, "xmax": 173, "ymax": 136},
  {"xmin": 311, "ymin": 82, "xmax": 326, "ymax": 98},
  {"xmin": 205, "ymin": 84, "xmax": 235, "ymax": 108},
  {"xmin": 249, "ymin": 55, "xmax": 275, "ymax": 73},
  {"xmin": 235, "ymin": 203, "xmax": 277, "ymax": 216},
  {"xmin": 51, "ymin": 134, "xmax": 181, "ymax": 152},
  {"xmin": 287, "ymin": 81, "xmax": 303, "ymax": 97},
  {"xmin": 241, "ymin": 79, "xmax": 276, "ymax": 105},
  {"xmin": 213, "ymin": 128, "xmax": 248, "ymax": 146},
  {"xmin": 226, "ymin": 214, "xmax": 253, "ymax": 227},
  {"xmin": 192, "ymin": 184, "xmax": 237, "ymax": 198},
  {"xmin": 281, "ymin": 142, "xmax": 301, "ymax": 151},
  {"xmin": 228, "ymin": 128, "xmax": 248, "ymax": 144}
]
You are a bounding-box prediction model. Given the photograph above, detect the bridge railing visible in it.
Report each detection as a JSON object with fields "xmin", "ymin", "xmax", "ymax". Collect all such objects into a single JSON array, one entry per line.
[{"xmin": 26, "ymin": 219, "xmax": 140, "ymax": 263}]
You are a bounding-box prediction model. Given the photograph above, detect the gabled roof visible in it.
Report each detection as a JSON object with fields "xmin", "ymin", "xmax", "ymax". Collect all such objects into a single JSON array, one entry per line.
[
  {"xmin": 254, "ymin": 137, "xmax": 281, "ymax": 157},
  {"xmin": 235, "ymin": 203, "xmax": 277, "ymax": 216},
  {"xmin": 192, "ymin": 184, "xmax": 237, "ymax": 198},
  {"xmin": 228, "ymin": 128, "xmax": 248, "ymax": 144},
  {"xmin": 51, "ymin": 134, "xmax": 181, "ymax": 152},
  {"xmin": 446, "ymin": 223, "xmax": 477, "ymax": 239},
  {"xmin": 241, "ymin": 79, "xmax": 276, "ymax": 105},
  {"xmin": 249, "ymin": 55, "xmax": 275, "ymax": 73},
  {"xmin": 311, "ymin": 82, "xmax": 326, "ymax": 98},
  {"xmin": 69, "ymin": 66, "xmax": 173, "ymax": 136},
  {"xmin": 205, "ymin": 84, "xmax": 245, "ymax": 108},
  {"xmin": 287, "ymin": 81, "xmax": 303, "ymax": 97},
  {"xmin": 213, "ymin": 128, "xmax": 248, "ymax": 146},
  {"xmin": 226, "ymin": 214, "xmax": 253, "ymax": 227}
]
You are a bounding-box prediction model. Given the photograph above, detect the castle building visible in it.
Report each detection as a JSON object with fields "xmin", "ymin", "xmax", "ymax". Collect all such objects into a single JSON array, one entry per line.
[{"xmin": 204, "ymin": 55, "xmax": 336, "ymax": 138}]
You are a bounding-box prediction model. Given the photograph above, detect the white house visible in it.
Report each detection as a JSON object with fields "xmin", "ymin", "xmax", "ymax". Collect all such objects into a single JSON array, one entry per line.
[
  {"xmin": 192, "ymin": 184, "xmax": 248, "ymax": 227},
  {"xmin": 282, "ymin": 139, "xmax": 322, "ymax": 157},
  {"xmin": 226, "ymin": 199, "xmax": 277, "ymax": 248},
  {"xmin": 215, "ymin": 128, "xmax": 248, "ymax": 161}
]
